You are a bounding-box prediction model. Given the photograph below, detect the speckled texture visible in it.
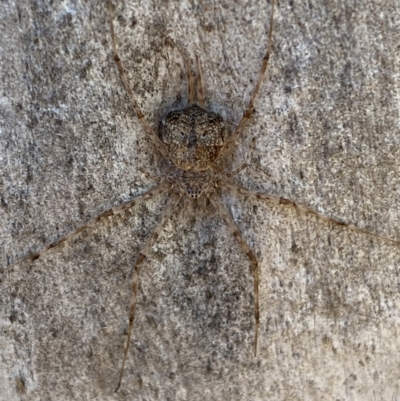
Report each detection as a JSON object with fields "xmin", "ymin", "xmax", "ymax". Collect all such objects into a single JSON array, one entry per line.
[
  {"xmin": 161, "ymin": 104, "xmax": 226, "ymax": 172},
  {"xmin": 1, "ymin": 0, "xmax": 400, "ymax": 400}
]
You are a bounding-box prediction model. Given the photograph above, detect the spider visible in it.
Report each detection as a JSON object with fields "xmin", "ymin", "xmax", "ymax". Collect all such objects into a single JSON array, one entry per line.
[{"xmin": 7, "ymin": 0, "xmax": 400, "ymax": 393}]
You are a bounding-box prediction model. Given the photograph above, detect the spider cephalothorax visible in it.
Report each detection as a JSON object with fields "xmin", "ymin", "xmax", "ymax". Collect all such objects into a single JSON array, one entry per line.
[
  {"xmin": 171, "ymin": 168, "xmax": 216, "ymax": 199},
  {"xmin": 161, "ymin": 103, "xmax": 226, "ymax": 171}
]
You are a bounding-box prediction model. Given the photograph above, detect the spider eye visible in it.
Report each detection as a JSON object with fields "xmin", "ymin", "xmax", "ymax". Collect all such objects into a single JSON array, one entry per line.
[
  {"xmin": 180, "ymin": 132, "xmax": 185, "ymax": 137},
  {"xmin": 202, "ymin": 133, "xmax": 207, "ymax": 138}
]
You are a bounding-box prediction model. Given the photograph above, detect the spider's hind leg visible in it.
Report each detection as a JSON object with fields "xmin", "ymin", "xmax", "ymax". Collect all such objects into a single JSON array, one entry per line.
[
  {"xmin": 107, "ymin": 0, "xmax": 167, "ymax": 158},
  {"xmin": 222, "ymin": 0, "xmax": 275, "ymax": 153}
]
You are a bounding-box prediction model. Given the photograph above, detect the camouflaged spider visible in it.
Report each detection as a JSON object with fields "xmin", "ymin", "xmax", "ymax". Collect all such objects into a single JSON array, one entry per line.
[
  {"xmin": 9, "ymin": 0, "xmax": 400, "ymax": 392},
  {"xmin": 107, "ymin": 0, "xmax": 276, "ymax": 390}
]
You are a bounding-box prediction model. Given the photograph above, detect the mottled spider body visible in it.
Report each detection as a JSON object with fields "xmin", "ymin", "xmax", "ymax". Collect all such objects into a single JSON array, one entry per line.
[
  {"xmin": 170, "ymin": 168, "xmax": 216, "ymax": 199},
  {"xmin": 160, "ymin": 103, "xmax": 227, "ymax": 199},
  {"xmin": 161, "ymin": 104, "xmax": 227, "ymax": 173}
]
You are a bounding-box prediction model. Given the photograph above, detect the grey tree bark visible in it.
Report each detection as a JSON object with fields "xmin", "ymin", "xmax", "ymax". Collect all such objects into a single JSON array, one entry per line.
[{"xmin": 1, "ymin": 0, "xmax": 400, "ymax": 400}]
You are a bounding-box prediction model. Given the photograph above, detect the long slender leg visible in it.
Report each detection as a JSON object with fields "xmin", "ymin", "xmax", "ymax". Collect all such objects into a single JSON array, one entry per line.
[
  {"xmin": 221, "ymin": 178, "xmax": 400, "ymax": 247},
  {"xmin": 208, "ymin": 192, "xmax": 260, "ymax": 357},
  {"xmin": 139, "ymin": 167, "xmax": 162, "ymax": 183},
  {"xmin": 115, "ymin": 191, "xmax": 182, "ymax": 392},
  {"xmin": 226, "ymin": 138, "xmax": 257, "ymax": 178},
  {"xmin": 8, "ymin": 182, "xmax": 171, "ymax": 268},
  {"xmin": 107, "ymin": 0, "xmax": 167, "ymax": 158},
  {"xmin": 222, "ymin": 0, "xmax": 275, "ymax": 154}
]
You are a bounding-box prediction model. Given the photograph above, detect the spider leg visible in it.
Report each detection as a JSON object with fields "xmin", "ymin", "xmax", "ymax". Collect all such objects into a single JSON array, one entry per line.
[
  {"xmin": 221, "ymin": 0, "xmax": 275, "ymax": 154},
  {"xmin": 221, "ymin": 178, "xmax": 400, "ymax": 247},
  {"xmin": 8, "ymin": 181, "xmax": 171, "ymax": 268},
  {"xmin": 107, "ymin": 0, "xmax": 167, "ymax": 158},
  {"xmin": 115, "ymin": 190, "xmax": 182, "ymax": 392},
  {"xmin": 226, "ymin": 137, "xmax": 257, "ymax": 178},
  {"xmin": 139, "ymin": 167, "xmax": 162, "ymax": 183},
  {"xmin": 226, "ymin": 164, "xmax": 248, "ymax": 178},
  {"xmin": 208, "ymin": 192, "xmax": 260, "ymax": 357}
]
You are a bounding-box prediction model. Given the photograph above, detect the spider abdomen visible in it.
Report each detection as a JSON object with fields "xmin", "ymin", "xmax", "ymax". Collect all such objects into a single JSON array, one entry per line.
[{"xmin": 160, "ymin": 104, "xmax": 227, "ymax": 171}]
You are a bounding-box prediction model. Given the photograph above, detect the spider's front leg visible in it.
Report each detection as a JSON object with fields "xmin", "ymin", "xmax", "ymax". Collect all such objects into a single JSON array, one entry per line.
[
  {"xmin": 115, "ymin": 190, "xmax": 183, "ymax": 392},
  {"xmin": 208, "ymin": 192, "xmax": 260, "ymax": 357},
  {"xmin": 220, "ymin": 178, "xmax": 400, "ymax": 247},
  {"xmin": 7, "ymin": 182, "xmax": 171, "ymax": 268}
]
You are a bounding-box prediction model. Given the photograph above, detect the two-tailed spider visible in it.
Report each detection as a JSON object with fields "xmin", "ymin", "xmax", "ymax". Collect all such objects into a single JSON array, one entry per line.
[{"xmin": 9, "ymin": 0, "xmax": 400, "ymax": 391}]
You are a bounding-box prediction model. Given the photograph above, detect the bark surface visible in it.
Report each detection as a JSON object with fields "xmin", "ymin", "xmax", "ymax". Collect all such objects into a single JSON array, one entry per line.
[{"xmin": 1, "ymin": 1, "xmax": 400, "ymax": 400}]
